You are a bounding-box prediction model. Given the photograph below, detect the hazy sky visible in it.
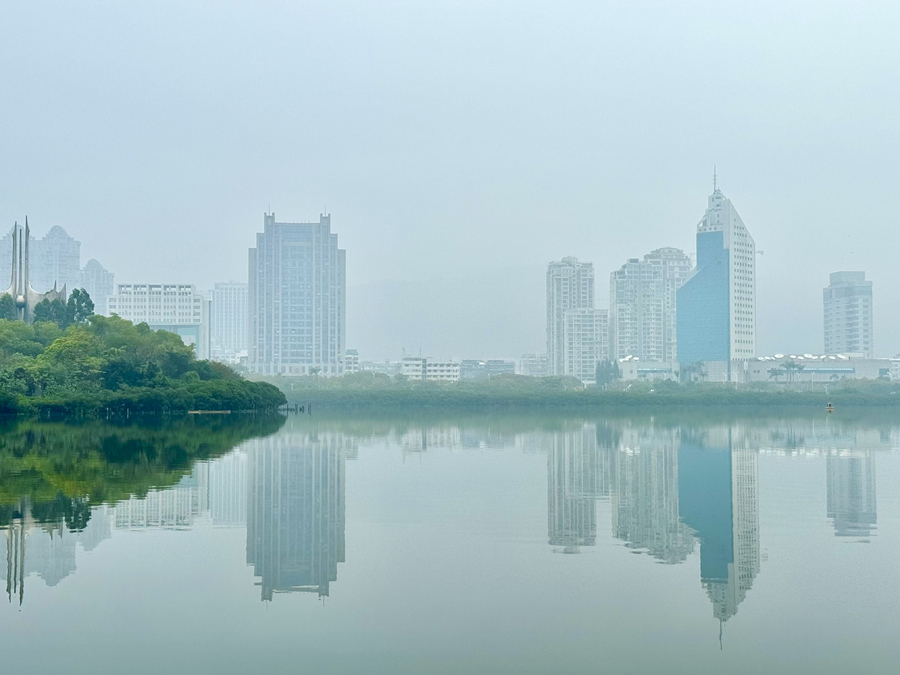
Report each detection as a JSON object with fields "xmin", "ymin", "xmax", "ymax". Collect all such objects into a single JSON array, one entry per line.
[{"xmin": 2, "ymin": 1, "xmax": 898, "ymax": 358}]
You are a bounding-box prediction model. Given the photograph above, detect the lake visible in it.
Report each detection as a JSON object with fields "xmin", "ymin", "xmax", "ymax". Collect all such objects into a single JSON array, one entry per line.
[{"xmin": 1, "ymin": 410, "xmax": 899, "ymax": 674}]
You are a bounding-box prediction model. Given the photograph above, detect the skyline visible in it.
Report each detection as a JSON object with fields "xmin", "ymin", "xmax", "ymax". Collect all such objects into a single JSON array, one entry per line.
[{"xmin": 2, "ymin": 2, "xmax": 898, "ymax": 359}]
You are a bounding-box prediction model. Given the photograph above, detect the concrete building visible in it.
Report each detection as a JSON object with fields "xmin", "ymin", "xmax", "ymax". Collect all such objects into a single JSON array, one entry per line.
[
  {"xmin": 519, "ymin": 353, "xmax": 549, "ymax": 377},
  {"xmin": 31, "ymin": 225, "xmax": 82, "ymax": 294},
  {"xmin": 210, "ymin": 281, "xmax": 248, "ymax": 363},
  {"xmin": 824, "ymin": 272, "xmax": 874, "ymax": 358},
  {"xmin": 345, "ymin": 349, "xmax": 360, "ymax": 373},
  {"xmin": 460, "ymin": 359, "xmax": 516, "ymax": 380},
  {"xmin": 547, "ymin": 257, "xmax": 595, "ymax": 376},
  {"xmin": 107, "ymin": 283, "xmax": 210, "ymax": 359},
  {"xmin": 676, "ymin": 182, "xmax": 756, "ymax": 379},
  {"xmin": 401, "ymin": 357, "xmax": 460, "ymax": 381},
  {"xmin": 742, "ymin": 354, "xmax": 892, "ymax": 384},
  {"xmin": 617, "ymin": 356, "xmax": 679, "ymax": 382},
  {"xmin": 79, "ymin": 259, "xmax": 114, "ymax": 315},
  {"xmin": 248, "ymin": 213, "xmax": 346, "ymax": 376},
  {"xmin": 563, "ymin": 308, "xmax": 608, "ymax": 385},
  {"xmin": 610, "ymin": 248, "xmax": 692, "ymax": 363}
]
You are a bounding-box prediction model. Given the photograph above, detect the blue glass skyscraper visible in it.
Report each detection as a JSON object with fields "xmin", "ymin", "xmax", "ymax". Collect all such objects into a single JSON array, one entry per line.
[{"xmin": 676, "ymin": 184, "xmax": 756, "ymax": 374}]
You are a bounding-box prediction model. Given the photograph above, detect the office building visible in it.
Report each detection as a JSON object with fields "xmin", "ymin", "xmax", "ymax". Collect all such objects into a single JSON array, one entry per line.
[
  {"xmin": 210, "ymin": 281, "xmax": 248, "ymax": 363},
  {"xmin": 107, "ymin": 283, "xmax": 210, "ymax": 359},
  {"xmin": 400, "ymin": 356, "xmax": 460, "ymax": 381},
  {"xmin": 610, "ymin": 248, "xmax": 692, "ymax": 362},
  {"xmin": 547, "ymin": 257, "xmax": 595, "ymax": 376},
  {"xmin": 345, "ymin": 349, "xmax": 360, "ymax": 373},
  {"xmin": 460, "ymin": 359, "xmax": 516, "ymax": 380},
  {"xmin": 563, "ymin": 308, "xmax": 609, "ymax": 384},
  {"xmin": 519, "ymin": 353, "xmax": 549, "ymax": 377},
  {"xmin": 823, "ymin": 272, "xmax": 874, "ymax": 358},
  {"xmin": 79, "ymin": 259, "xmax": 115, "ymax": 315},
  {"xmin": 248, "ymin": 213, "xmax": 346, "ymax": 376},
  {"xmin": 676, "ymin": 183, "xmax": 756, "ymax": 378}
]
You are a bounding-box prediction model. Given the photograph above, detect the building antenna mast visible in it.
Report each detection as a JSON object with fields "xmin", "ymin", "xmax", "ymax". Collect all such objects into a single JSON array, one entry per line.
[{"xmin": 713, "ymin": 166, "xmax": 717, "ymax": 192}]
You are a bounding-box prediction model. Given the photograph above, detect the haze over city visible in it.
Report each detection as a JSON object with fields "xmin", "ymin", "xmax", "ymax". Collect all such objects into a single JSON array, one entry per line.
[{"xmin": 1, "ymin": 1, "xmax": 898, "ymax": 359}]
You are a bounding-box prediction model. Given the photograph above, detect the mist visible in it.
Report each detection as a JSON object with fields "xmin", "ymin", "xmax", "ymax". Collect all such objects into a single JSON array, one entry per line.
[{"xmin": 2, "ymin": 1, "xmax": 898, "ymax": 358}]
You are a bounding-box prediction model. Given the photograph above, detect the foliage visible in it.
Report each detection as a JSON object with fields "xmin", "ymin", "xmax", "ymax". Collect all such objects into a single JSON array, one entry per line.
[
  {"xmin": 252, "ymin": 371, "xmax": 900, "ymax": 411},
  {"xmin": 0, "ymin": 415, "xmax": 284, "ymax": 529},
  {"xmin": 32, "ymin": 287, "xmax": 96, "ymax": 329},
  {"xmin": 594, "ymin": 360, "xmax": 620, "ymax": 388},
  {"xmin": 0, "ymin": 294, "xmax": 16, "ymax": 321},
  {"xmin": 0, "ymin": 314, "xmax": 285, "ymax": 416}
]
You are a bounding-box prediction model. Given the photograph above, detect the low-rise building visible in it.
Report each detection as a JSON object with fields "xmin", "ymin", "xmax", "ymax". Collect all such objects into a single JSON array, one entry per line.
[
  {"xmin": 401, "ymin": 357, "xmax": 460, "ymax": 382},
  {"xmin": 108, "ymin": 283, "xmax": 210, "ymax": 360},
  {"xmin": 617, "ymin": 357, "xmax": 679, "ymax": 382},
  {"xmin": 460, "ymin": 359, "xmax": 516, "ymax": 380},
  {"xmin": 519, "ymin": 353, "xmax": 549, "ymax": 377},
  {"xmin": 345, "ymin": 349, "xmax": 360, "ymax": 374}
]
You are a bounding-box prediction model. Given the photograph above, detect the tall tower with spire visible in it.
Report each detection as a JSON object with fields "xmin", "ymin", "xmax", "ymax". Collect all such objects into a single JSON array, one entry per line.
[
  {"xmin": 1, "ymin": 219, "xmax": 67, "ymax": 323},
  {"xmin": 675, "ymin": 177, "xmax": 756, "ymax": 377}
]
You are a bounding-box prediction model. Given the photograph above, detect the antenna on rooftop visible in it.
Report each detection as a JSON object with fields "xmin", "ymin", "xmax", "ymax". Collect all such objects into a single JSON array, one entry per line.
[{"xmin": 713, "ymin": 166, "xmax": 718, "ymax": 192}]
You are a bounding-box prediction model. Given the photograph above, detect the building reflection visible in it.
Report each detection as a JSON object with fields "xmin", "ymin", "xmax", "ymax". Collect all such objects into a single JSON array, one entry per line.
[
  {"xmin": 678, "ymin": 426, "xmax": 760, "ymax": 624},
  {"xmin": 826, "ymin": 450, "xmax": 876, "ymax": 540},
  {"xmin": 611, "ymin": 427, "xmax": 694, "ymax": 564},
  {"xmin": 245, "ymin": 431, "xmax": 352, "ymax": 600},
  {"xmin": 547, "ymin": 424, "xmax": 607, "ymax": 552}
]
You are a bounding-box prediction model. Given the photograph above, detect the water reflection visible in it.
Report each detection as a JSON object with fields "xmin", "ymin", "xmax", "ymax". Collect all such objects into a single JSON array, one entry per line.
[{"xmin": 1, "ymin": 411, "xmax": 897, "ymax": 631}]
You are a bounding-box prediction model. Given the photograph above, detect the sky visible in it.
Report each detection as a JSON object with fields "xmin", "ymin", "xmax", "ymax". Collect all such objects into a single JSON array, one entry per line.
[{"xmin": 1, "ymin": 1, "xmax": 898, "ymax": 359}]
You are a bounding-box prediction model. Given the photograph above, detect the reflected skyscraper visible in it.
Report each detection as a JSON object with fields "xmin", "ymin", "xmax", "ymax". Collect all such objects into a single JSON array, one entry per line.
[
  {"xmin": 548, "ymin": 424, "xmax": 604, "ymax": 551},
  {"xmin": 246, "ymin": 430, "xmax": 351, "ymax": 600},
  {"xmin": 678, "ymin": 426, "xmax": 760, "ymax": 623},
  {"xmin": 611, "ymin": 428, "xmax": 694, "ymax": 564},
  {"xmin": 826, "ymin": 450, "xmax": 876, "ymax": 540}
]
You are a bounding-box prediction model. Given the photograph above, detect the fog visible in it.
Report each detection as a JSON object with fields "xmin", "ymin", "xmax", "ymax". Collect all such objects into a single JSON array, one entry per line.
[{"xmin": 1, "ymin": 1, "xmax": 898, "ymax": 359}]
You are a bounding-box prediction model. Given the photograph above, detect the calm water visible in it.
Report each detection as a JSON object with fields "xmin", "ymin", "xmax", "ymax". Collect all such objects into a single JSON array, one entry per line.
[{"xmin": 2, "ymin": 411, "xmax": 899, "ymax": 674}]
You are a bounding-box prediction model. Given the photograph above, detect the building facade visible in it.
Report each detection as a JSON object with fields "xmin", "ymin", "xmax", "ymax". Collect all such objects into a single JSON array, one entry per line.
[
  {"xmin": 460, "ymin": 359, "xmax": 516, "ymax": 380},
  {"xmin": 107, "ymin": 283, "xmax": 210, "ymax": 359},
  {"xmin": 519, "ymin": 353, "xmax": 549, "ymax": 377},
  {"xmin": 400, "ymin": 357, "xmax": 460, "ymax": 381},
  {"xmin": 210, "ymin": 281, "xmax": 248, "ymax": 363},
  {"xmin": 79, "ymin": 259, "xmax": 115, "ymax": 315},
  {"xmin": 823, "ymin": 272, "xmax": 874, "ymax": 358},
  {"xmin": 248, "ymin": 213, "xmax": 346, "ymax": 376},
  {"xmin": 345, "ymin": 349, "xmax": 360, "ymax": 373},
  {"xmin": 563, "ymin": 308, "xmax": 609, "ymax": 385},
  {"xmin": 610, "ymin": 248, "xmax": 692, "ymax": 363},
  {"xmin": 547, "ymin": 257, "xmax": 594, "ymax": 376},
  {"xmin": 676, "ymin": 186, "xmax": 756, "ymax": 376}
]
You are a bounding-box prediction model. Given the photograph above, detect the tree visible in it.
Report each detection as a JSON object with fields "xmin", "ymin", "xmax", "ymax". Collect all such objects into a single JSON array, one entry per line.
[
  {"xmin": 66, "ymin": 288, "xmax": 95, "ymax": 325},
  {"xmin": 595, "ymin": 360, "xmax": 620, "ymax": 388},
  {"xmin": 33, "ymin": 298, "xmax": 69, "ymax": 327},
  {"xmin": 0, "ymin": 294, "xmax": 16, "ymax": 321}
]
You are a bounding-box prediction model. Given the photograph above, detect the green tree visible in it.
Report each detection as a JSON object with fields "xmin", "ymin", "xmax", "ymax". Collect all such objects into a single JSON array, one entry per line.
[
  {"xmin": 595, "ymin": 360, "xmax": 620, "ymax": 388},
  {"xmin": 0, "ymin": 294, "xmax": 17, "ymax": 321},
  {"xmin": 66, "ymin": 288, "xmax": 95, "ymax": 325},
  {"xmin": 33, "ymin": 298, "xmax": 69, "ymax": 327}
]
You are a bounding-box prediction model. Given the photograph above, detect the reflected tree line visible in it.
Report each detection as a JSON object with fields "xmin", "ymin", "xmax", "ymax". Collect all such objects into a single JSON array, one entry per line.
[{"xmin": 1, "ymin": 412, "xmax": 891, "ymax": 618}]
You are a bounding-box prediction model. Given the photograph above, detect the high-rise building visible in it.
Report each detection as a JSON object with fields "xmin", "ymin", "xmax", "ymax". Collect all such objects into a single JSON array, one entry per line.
[
  {"xmin": 610, "ymin": 248, "xmax": 692, "ymax": 363},
  {"xmin": 210, "ymin": 282, "xmax": 248, "ymax": 363},
  {"xmin": 676, "ymin": 184, "xmax": 756, "ymax": 375},
  {"xmin": 31, "ymin": 226, "xmax": 82, "ymax": 294},
  {"xmin": 563, "ymin": 308, "xmax": 609, "ymax": 384},
  {"xmin": 1, "ymin": 222, "xmax": 67, "ymax": 323},
  {"xmin": 107, "ymin": 283, "xmax": 210, "ymax": 359},
  {"xmin": 248, "ymin": 213, "xmax": 346, "ymax": 376},
  {"xmin": 547, "ymin": 257, "xmax": 595, "ymax": 377},
  {"xmin": 79, "ymin": 259, "xmax": 115, "ymax": 315},
  {"xmin": 823, "ymin": 272, "xmax": 874, "ymax": 357}
]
